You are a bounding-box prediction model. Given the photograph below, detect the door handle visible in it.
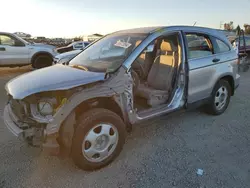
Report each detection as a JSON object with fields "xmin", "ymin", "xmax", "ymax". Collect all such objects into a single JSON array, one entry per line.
[
  {"xmin": 0, "ymin": 47, "xmax": 6, "ymax": 51},
  {"xmin": 212, "ymin": 58, "xmax": 220, "ymax": 63}
]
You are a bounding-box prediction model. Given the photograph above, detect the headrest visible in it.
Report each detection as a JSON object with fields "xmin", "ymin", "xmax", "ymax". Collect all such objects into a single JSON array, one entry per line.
[{"xmin": 160, "ymin": 41, "xmax": 172, "ymax": 51}]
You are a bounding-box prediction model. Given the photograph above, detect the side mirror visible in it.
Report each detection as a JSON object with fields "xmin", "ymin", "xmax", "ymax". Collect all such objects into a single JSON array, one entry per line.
[{"xmin": 143, "ymin": 44, "xmax": 154, "ymax": 53}]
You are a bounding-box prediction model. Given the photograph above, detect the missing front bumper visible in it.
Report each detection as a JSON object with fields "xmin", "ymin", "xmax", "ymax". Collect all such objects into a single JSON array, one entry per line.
[
  {"xmin": 4, "ymin": 104, "xmax": 60, "ymax": 155},
  {"xmin": 4, "ymin": 105, "xmax": 23, "ymax": 137}
]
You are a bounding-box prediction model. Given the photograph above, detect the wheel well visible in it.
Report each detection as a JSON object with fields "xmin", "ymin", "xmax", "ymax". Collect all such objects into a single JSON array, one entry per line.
[
  {"xmin": 31, "ymin": 52, "xmax": 53, "ymax": 64},
  {"xmin": 58, "ymin": 97, "xmax": 124, "ymax": 154},
  {"xmin": 75, "ymin": 97, "xmax": 124, "ymax": 121},
  {"xmin": 220, "ymin": 75, "xmax": 235, "ymax": 96}
]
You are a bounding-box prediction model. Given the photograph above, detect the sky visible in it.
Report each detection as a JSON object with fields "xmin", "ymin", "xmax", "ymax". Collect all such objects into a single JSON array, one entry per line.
[{"xmin": 1, "ymin": 0, "xmax": 250, "ymax": 38}]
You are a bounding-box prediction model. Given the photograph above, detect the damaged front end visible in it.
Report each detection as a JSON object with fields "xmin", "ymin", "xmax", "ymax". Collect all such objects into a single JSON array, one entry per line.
[
  {"xmin": 4, "ymin": 63, "xmax": 132, "ymax": 157},
  {"xmin": 4, "ymin": 90, "xmax": 75, "ymax": 155},
  {"xmin": 4, "ymin": 64, "xmax": 107, "ymax": 154}
]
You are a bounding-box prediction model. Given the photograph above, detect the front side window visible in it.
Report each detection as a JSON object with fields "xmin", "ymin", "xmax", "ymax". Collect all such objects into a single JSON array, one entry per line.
[
  {"xmin": 0, "ymin": 35, "xmax": 15, "ymax": 46},
  {"xmin": 186, "ymin": 33, "xmax": 213, "ymax": 59},
  {"xmin": 69, "ymin": 33, "xmax": 148, "ymax": 72}
]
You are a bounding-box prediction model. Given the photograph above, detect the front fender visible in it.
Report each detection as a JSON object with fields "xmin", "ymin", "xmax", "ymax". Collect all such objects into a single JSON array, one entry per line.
[{"xmin": 45, "ymin": 69, "xmax": 130, "ymax": 135}]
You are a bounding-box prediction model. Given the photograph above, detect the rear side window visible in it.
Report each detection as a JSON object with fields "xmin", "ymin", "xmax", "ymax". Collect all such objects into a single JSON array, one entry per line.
[
  {"xmin": 212, "ymin": 37, "xmax": 230, "ymax": 53},
  {"xmin": 185, "ymin": 33, "xmax": 213, "ymax": 59}
]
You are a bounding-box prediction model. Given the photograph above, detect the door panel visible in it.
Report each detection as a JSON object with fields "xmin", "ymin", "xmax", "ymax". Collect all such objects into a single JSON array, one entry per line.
[
  {"xmin": 0, "ymin": 34, "xmax": 29, "ymax": 66},
  {"xmin": 0, "ymin": 45, "xmax": 29, "ymax": 65}
]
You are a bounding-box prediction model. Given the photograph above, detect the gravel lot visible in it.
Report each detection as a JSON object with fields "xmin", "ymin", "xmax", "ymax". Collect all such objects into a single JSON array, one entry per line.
[{"xmin": 0, "ymin": 67, "xmax": 250, "ymax": 188}]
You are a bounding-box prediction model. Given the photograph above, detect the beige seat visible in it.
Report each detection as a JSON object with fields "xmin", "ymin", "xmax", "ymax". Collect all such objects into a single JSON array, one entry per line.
[
  {"xmin": 132, "ymin": 40, "xmax": 154, "ymax": 80},
  {"xmin": 136, "ymin": 39, "xmax": 177, "ymax": 106}
]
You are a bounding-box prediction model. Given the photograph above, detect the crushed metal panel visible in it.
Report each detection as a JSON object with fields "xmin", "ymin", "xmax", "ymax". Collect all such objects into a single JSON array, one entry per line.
[{"xmin": 46, "ymin": 68, "xmax": 132, "ymax": 134}]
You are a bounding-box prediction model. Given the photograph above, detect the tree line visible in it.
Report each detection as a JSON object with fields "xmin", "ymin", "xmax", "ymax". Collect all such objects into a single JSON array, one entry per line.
[{"xmin": 224, "ymin": 21, "xmax": 250, "ymax": 34}]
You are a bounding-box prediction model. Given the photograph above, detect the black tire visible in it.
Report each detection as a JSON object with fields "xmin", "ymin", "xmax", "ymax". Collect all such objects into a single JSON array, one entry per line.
[
  {"xmin": 71, "ymin": 108, "xmax": 126, "ymax": 171},
  {"xmin": 206, "ymin": 79, "xmax": 232, "ymax": 115},
  {"xmin": 32, "ymin": 55, "xmax": 53, "ymax": 69}
]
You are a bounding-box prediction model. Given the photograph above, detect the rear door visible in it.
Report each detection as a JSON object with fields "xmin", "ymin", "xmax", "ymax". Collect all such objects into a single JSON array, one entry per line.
[
  {"xmin": 184, "ymin": 32, "xmax": 217, "ymax": 103},
  {"xmin": 210, "ymin": 36, "xmax": 238, "ymax": 78},
  {"xmin": 0, "ymin": 34, "xmax": 29, "ymax": 66}
]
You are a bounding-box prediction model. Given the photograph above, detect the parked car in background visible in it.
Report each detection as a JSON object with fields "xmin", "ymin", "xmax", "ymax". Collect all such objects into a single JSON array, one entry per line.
[
  {"xmin": 4, "ymin": 26, "xmax": 240, "ymax": 171},
  {"xmin": 56, "ymin": 41, "xmax": 90, "ymax": 54},
  {"xmin": 54, "ymin": 41, "xmax": 126, "ymax": 65},
  {"xmin": 232, "ymin": 36, "xmax": 250, "ymax": 54},
  {"xmin": 0, "ymin": 32, "xmax": 58, "ymax": 68},
  {"xmin": 53, "ymin": 49, "xmax": 82, "ymax": 65}
]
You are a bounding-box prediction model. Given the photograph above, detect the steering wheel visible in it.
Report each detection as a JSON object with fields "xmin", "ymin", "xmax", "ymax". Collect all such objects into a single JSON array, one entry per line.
[{"xmin": 132, "ymin": 59, "xmax": 146, "ymax": 79}]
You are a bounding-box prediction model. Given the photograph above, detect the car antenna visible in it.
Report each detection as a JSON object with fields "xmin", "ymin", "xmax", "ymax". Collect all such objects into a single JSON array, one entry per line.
[{"xmin": 193, "ymin": 22, "xmax": 197, "ymax": 26}]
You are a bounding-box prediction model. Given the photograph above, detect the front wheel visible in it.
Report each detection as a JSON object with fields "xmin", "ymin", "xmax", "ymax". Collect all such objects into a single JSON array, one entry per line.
[
  {"xmin": 206, "ymin": 80, "xmax": 231, "ymax": 115},
  {"xmin": 71, "ymin": 108, "xmax": 126, "ymax": 171},
  {"xmin": 32, "ymin": 55, "xmax": 53, "ymax": 69}
]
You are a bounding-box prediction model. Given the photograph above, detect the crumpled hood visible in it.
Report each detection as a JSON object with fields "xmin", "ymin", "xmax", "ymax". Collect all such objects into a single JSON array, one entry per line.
[
  {"xmin": 6, "ymin": 64, "xmax": 106, "ymax": 99},
  {"xmin": 56, "ymin": 50, "xmax": 82, "ymax": 60}
]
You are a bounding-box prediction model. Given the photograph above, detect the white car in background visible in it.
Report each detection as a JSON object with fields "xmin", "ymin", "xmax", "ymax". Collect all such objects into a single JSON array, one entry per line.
[
  {"xmin": 0, "ymin": 32, "xmax": 58, "ymax": 68},
  {"xmin": 53, "ymin": 49, "xmax": 82, "ymax": 65},
  {"xmin": 56, "ymin": 41, "xmax": 90, "ymax": 54},
  {"xmin": 54, "ymin": 42, "xmax": 126, "ymax": 65}
]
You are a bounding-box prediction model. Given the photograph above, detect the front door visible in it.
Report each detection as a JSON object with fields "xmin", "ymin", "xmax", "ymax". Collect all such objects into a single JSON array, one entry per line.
[{"xmin": 0, "ymin": 34, "xmax": 29, "ymax": 66}]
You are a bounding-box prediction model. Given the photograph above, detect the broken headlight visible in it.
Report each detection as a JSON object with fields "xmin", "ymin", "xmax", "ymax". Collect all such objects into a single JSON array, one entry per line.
[{"xmin": 38, "ymin": 101, "xmax": 53, "ymax": 116}]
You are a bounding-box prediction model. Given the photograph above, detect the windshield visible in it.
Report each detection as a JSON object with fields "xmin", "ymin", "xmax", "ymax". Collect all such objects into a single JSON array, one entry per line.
[{"xmin": 69, "ymin": 33, "xmax": 147, "ymax": 72}]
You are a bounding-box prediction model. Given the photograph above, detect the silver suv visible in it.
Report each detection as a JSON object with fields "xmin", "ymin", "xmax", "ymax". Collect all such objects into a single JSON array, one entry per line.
[
  {"xmin": 4, "ymin": 26, "xmax": 240, "ymax": 171},
  {"xmin": 0, "ymin": 32, "xmax": 58, "ymax": 68}
]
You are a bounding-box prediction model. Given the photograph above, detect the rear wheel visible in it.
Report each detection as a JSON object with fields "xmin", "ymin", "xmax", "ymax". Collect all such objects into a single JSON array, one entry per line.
[
  {"xmin": 71, "ymin": 108, "xmax": 126, "ymax": 171},
  {"xmin": 206, "ymin": 80, "xmax": 231, "ymax": 115},
  {"xmin": 32, "ymin": 55, "xmax": 53, "ymax": 69}
]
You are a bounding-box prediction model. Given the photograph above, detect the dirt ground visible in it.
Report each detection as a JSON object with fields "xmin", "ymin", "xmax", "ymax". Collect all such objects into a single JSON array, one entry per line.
[{"xmin": 0, "ymin": 67, "xmax": 250, "ymax": 188}]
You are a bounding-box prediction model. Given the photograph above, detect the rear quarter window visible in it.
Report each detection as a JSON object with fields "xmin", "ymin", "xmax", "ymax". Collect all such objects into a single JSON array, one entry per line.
[{"xmin": 212, "ymin": 37, "xmax": 231, "ymax": 54}]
